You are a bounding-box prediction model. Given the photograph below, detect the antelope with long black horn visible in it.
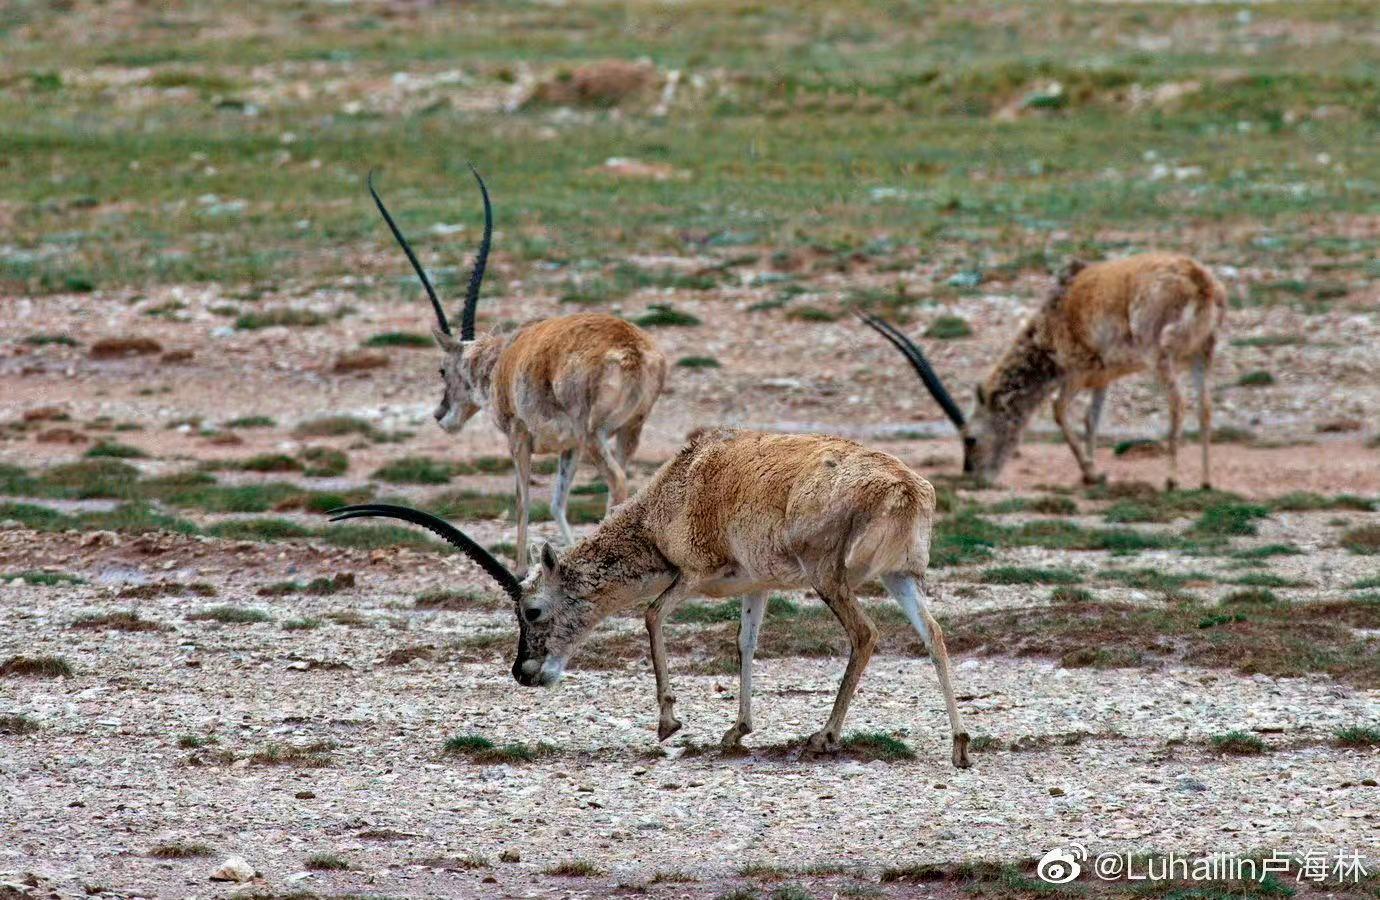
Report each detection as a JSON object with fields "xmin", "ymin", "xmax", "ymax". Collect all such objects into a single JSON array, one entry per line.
[
  {"xmin": 860, "ymin": 253, "xmax": 1226, "ymax": 489},
  {"xmin": 368, "ymin": 167, "xmax": 668, "ymax": 572},
  {"xmin": 330, "ymin": 426, "xmax": 972, "ymax": 768}
]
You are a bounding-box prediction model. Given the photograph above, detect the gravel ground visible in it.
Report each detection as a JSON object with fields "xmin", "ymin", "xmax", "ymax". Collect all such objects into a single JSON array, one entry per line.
[{"xmin": 3, "ymin": 273, "xmax": 1379, "ymax": 898}]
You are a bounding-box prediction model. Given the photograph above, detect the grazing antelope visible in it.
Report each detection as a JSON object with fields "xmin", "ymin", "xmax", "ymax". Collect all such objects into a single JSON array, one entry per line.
[
  {"xmin": 331, "ymin": 427, "xmax": 972, "ymax": 768},
  {"xmin": 368, "ymin": 169, "xmax": 667, "ymax": 571},
  {"xmin": 861, "ymin": 253, "xmax": 1226, "ymax": 489}
]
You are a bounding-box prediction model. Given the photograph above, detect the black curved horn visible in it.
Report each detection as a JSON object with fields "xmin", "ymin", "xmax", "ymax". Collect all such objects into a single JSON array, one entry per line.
[
  {"xmin": 367, "ymin": 169, "xmax": 451, "ymax": 336},
  {"xmin": 328, "ymin": 503, "xmax": 520, "ymax": 601},
  {"xmin": 857, "ymin": 312, "xmax": 967, "ymax": 429},
  {"xmin": 459, "ymin": 163, "xmax": 493, "ymax": 342}
]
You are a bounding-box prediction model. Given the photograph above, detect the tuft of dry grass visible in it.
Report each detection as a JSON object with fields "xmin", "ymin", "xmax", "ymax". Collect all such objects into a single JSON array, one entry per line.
[
  {"xmin": 247, "ymin": 741, "xmax": 335, "ymax": 768},
  {"xmin": 1340, "ymin": 525, "xmax": 1380, "ymax": 554},
  {"xmin": 0, "ymin": 714, "xmax": 42, "ymax": 735},
  {"xmin": 304, "ymin": 852, "xmax": 351, "ymax": 871},
  {"xmin": 89, "ymin": 336, "xmax": 162, "ymax": 359},
  {"xmin": 148, "ymin": 842, "xmax": 214, "ymax": 859},
  {"xmin": 1, "ymin": 655, "xmax": 73, "ymax": 678},
  {"xmin": 542, "ymin": 859, "xmax": 604, "ymax": 877},
  {"xmin": 71, "ymin": 610, "xmax": 164, "ymax": 632}
]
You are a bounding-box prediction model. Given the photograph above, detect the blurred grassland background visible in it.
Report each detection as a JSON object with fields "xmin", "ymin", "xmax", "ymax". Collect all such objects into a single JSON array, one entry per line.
[{"xmin": 0, "ymin": 0, "xmax": 1376, "ymax": 299}]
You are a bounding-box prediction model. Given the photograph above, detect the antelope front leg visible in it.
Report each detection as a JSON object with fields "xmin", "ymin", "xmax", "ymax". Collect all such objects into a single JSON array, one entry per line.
[
  {"xmin": 644, "ymin": 577, "xmax": 692, "ymax": 741},
  {"xmin": 511, "ymin": 433, "xmax": 533, "ymax": 577},
  {"xmin": 1083, "ymin": 387, "xmax": 1106, "ymax": 464},
  {"xmin": 1052, "ymin": 381, "xmax": 1099, "ymax": 485},
  {"xmin": 722, "ymin": 594, "xmax": 767, "ymax": 750},
  {"xmin": 806, "ymin": 587, "xmax": 878, "ymax": 754}
]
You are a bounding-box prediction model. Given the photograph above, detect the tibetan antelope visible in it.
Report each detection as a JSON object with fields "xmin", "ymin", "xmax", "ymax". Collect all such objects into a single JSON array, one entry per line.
[
  {"xmin": 368, "ymin": 168, "xmax": 667, "ymax": 572},
  {"xmin": 331, "ymin": 427, "xmax": 972, "ymax": 768},
  {"xmin": 861, "ymin": 253, "xmax": 1226, "ymax": 489}
]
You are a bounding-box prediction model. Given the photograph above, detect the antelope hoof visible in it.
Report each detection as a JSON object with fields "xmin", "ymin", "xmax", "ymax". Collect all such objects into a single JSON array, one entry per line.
[
  {"xmin": 657, "ymin": 717, "xmax": 682, "ymax": 742},
  {"xmin": 952, "ymin": 732, "xmax": 972, "ymax": 769},
  {"xmin": 1165, "ymin": 478, "xmax": 1178, "ymax": 492},
  {"xmin": 720, "ymin": 722, "xmax": 752, "ymax": 750},
  {"xmin": 1201, "ymin": 481, "xmax": 1213, "ymax": 491},
  {"xmin": 1081, "ymin": 472, "xmax": 1106, "ymax": 486},
  {"xmin": 804, "ymin": 729, "xmax": 841, "ymax": 755}
]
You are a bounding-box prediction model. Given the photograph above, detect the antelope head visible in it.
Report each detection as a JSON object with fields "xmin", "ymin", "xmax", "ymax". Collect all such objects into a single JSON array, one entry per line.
[
  {"xmin": 327, "ymin": 505, "xmax": 591, "ymax": 688},
  {"xmin": 858, "ymin": 312, "xmax": 1013, "ymax": 484},
  {"xmin": 368, "ymin": 166, "xmax": 494, "ymax": 434}
]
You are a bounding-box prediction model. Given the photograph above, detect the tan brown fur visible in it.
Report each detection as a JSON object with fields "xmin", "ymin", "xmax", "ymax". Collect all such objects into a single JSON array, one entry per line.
[
  {"xmin": 437, "ymin": 312, "xmax": 667, "ymax": 571},
  {"xmin": 964, "ymin": 253, "xmax": 1226, "ymax": 487},
  {"xmin": 515, "ymin": 427, "xmax": 971, "ymax": 768}
]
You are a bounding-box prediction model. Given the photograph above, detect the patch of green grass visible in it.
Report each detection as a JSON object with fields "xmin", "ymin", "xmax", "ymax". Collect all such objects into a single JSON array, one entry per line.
[
  {"xmin": 148, "ymin": 842, "xmax": 215, "ymax": 859},
  {"xmin": 0, "ymin": 655, "xmax": 73, "ymax": 678},
  {"xmin": 283, "ymin": 617, "xmax": 322, "ymax": 631},
  {"xmin": 979, "ymin": 566, "xmax": 1081, "ymax": 586},
  {"xmin": 1210, "ymin": 731, "xmax": 1267, "ymax": 755},
  {"xmin": 1272, "ymin": 492, "xmax": 1375, "ymax": 512},
  {"xmin": 784, "ymin": 305, "xmax": 839, "ymax": 322},
  {"xmin": 300, "ymin": 447, "xmax": 348, "ymax": 477},
  {"xmin": 237, "ymin": 453, "xmax": 302, "ymax": 473},
  {"xmin": 442, "ymin": 733, "xmax": 554, "ymax": 764},
  {"xmin": 924, "ymin": 315, "xmax": 972, "ymax": 340},
  {"xmin": 0, "ymin": 714, "xmax": 42, "ymax": 735},
  {"xmin": 186, "ymin": 605, "xmax": 271, "ymax": 624},
  {"xmin": 1335, "ymin": 725, "xmax": 1380, "ymax": 748},
  {"xmin": 1227, "ymin": 573, "xmax": 1303, "ymax": 588},
  {"xmin": 676, "ymin": 355, "xmax": 721, "ymax": 369},
  {"xmin": 1232, "ymin": 334, "xmax": 1305, "ymax": 348},
  {"xmin": 206, "ymin": 518, "xmax": 310, "ymax": 541},
  {"xmin": 1050, "ymin": 586, "xmax": 1093, "ymax": 603},
  {"xmin": 176, "ymin": 734, "xmax": 216, "ymax": 749},
  {"xmin": 1193, "ymin": 502, "xmax": 1270, "ymax": 537},
  {"xmin": 840, "ymin": 732, "xmax": 916, "ymax": 761},
  {"xmin": 84, "ymin": 440, "xmax": 148, "ymax": 459},
  {"xmin": 22, "ymin": 333, "xmax": 78, "ymax": 347},
  {"xmin": 372, "ymin": 456, "xmax": 455, "ymax": 485},
  {"xmin": 304, "ymin": 852, "xmax": 351, "ymax": 871},
  {"xmin": 292, "ymin": 415, "xmax": 384, "ymax": 440},
  {"xmin": 1236, "ymin": 370, "xmax": 1275, "ymax": 387},
  {"xmin": 235, "ymin": 308, "xmax": 331, "ymax": 330},
  {"xmin": 1352, "ymin": 576, "xmax": 1380, "ymax": 590},
  {"xmin": 632, "ymin": 304, "xmax": 700, "ymax": 327},
  {"xmin": 771, "ymin": 887, "xmax": 815, "ymax": 900},
  {"xmin": 363, "ymin": 331, "xmax": 432, "ymax": 348},
  {"xmin": 223, "ymin": 415, "xmax": 276, "ymax": 429},
  {"xmin": 1234, "ymin": 544, "xmax": 1302, "ymax": 559},
  {"xmin": 543, "ymin": 860, "xmax": 603, "ymax": 877},
  {"xmin": 8, "ymin": 570, "xmax": 85, "ymax": 586}
]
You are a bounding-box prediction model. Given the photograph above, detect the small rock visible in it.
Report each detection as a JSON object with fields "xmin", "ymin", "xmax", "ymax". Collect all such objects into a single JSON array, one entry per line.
[
  {"xmin": 1049, "ymin": 787, "xmax": 1066, "ymax": 797},
  {"xmin": 1176, "ymin": 778, "xmax": 1209, "ymax": 793},
  {"xmin": 498, "ymin": 850, "xmax": 520, "ymax": 864},
  {"xmin": 208, "ymin": 856, "xmax": 256, "ymax": 882},
  {"xmin": 295, "ymin": 790, "xmax": 316, "ymax": 799}
]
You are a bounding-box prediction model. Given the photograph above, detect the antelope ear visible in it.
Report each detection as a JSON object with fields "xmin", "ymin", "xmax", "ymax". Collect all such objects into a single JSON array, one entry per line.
[
  {"xmin": 433, "ymin": 325, "xmax": 461, "ymax": 354},
  {"xmin": 539, "ymin": 541, "xmax": 559, "ymax": 576},
  {"xmin": 975, "ymin": 384, "xmax": 988, "ymax": 405}
]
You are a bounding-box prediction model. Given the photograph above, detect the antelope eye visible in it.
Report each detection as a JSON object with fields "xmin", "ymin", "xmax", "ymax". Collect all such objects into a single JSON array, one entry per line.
[{"xmin": 438, "ymin": 368, "xmax": 445, "ymax": 377}]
